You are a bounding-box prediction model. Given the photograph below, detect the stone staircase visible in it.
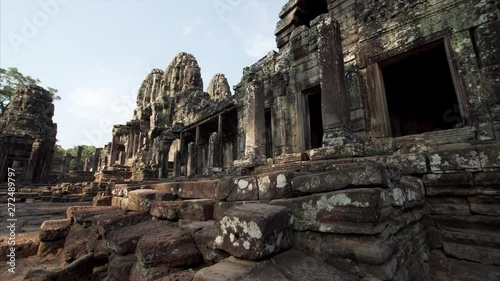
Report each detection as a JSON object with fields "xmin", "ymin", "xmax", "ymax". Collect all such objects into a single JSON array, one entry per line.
[{"xmin": 0, "ymin": 161, "xmax": 434, "ymax": 281}]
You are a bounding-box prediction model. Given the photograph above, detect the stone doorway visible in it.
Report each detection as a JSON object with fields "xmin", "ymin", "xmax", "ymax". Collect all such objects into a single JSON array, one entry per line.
[
  {"xmin": 379, "ymin": 40, "xmax": 464, "ymax": 137},
  {"xmin": 304, "ymin": 86, "xmax": 324, "ymax": 149}
]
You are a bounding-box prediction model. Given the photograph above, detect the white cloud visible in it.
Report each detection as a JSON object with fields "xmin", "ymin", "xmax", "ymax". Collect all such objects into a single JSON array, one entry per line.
[{"xmin": 181, "ymin": 18, "xmax": 203, "ymax": 36}]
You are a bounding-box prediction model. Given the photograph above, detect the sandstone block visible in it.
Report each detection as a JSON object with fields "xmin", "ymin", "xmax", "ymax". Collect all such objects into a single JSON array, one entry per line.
[
  {"xmin": 93, "ymin": 211, "xmax": 151, "ymax": 238},
  {"xmin": 427, "ymin": 197, "xmax": 471, "ymax": 216},
  {"xmin": 214, "ymin": 204, "xmax": 293, "ymax": 260},
  {"xmin": 386, "ymin": 153, "xmax": 428, "ymax": 175},
  {"xmin": 429, "ymin": 148, "xmax": 482, "ymax": 172},
  {"xmin": 194, "ymin": 226, "xmax": 230, "ymax": 264},
  {"xmin": 68, "ymin": 206, "xmax": 123, "ymax": 224},
  {"xmin": 292, "ymin": 163, "xmax": 390, "ymax": 194},
  {"xmin": 468, "ymin": 196, "xmax": 500, "ymax": 216},
  {"xmin": 178, "ymin": 180, "xmax": 218, "ymax": 199},
  {"xmin": 151, "ymin": 199, "xmax": 215, "ymax": 221},
  {"xmin": 128, "ymin": 190, "xmax": 175, "ymax": 212},
  {"xmin": 257, "ymin": 171, "xmax": 295, "ymax": 200},
  {"xmin": 107, "ymin": 220, "xmax": 172, "ymax": 255},
  {"xmin": 136, "ymin": 228, "xmax": 202, "ymax": 268},
  {"xmin": 108, "ymin": 254, "xmax": 136, "ymax": 281},
  {"xmin": 39, "ymin": 219, "xmax": 72, "ymax": 241},
  {"xmin": 0, "ymin": 232, "xmax": 39, "ymax": 261},
  {"xmin": 271, "ymin": 188, "xmax": 392, "ymax": 234},
  {"xmin": 93, "ymin": 195, "xmax": 112, "ymax": 206},
  {"xmin": 37, "ymin": 239, "xmax": 65, "ymax": 257}
]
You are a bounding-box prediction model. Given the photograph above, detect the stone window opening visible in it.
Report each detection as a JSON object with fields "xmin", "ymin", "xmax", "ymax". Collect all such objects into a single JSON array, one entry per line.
[
  {"xmin": 304, "ymin": 86, "xmax": 324, "ymax": 149},
  {"xmin": 297, "ymin": 0, "xmax": 329, "ymax": 28},
  {"xmin": 375, "ymin": 39, "xmax": 464, "ymax": 137}
]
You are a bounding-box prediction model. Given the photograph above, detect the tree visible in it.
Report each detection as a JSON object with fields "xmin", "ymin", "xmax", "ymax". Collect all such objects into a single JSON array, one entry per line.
[
  {"xmin": 0, "ymin": 67, "xmax": 60, "ymax": 116},
  {"xmin": 66, "ymin": 145, "xmax": 98, "ymax": 159}
]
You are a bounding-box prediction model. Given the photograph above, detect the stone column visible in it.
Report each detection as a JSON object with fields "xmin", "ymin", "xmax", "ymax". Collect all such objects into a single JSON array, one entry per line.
[
  {"xmin": 173, "ymin": 151, "xmax": 181, "ymax": 177},
  {"xmin": 73, "ymin": 146, "xmax": 83, "ymax": 171},
  {"xmin": 187, "ymin": 142, "xmax": 198, "ymax": 177},
  {"xmin": 63, "ymin": 153, "xmax": 72, "ymax": 173},
  {"xmin": 25, "ymin": 140, "xmax": 42, "ymax": 183},
  {"xmin": 234, "ymin": 80, "xmax": 266, "ymax": 167},
  {"xmin": 207, "ymin": 132, "xmax": 222, "ymax": 172},
  {"xmin": 158, "ymin": 139, "xmax": 173, "ymax": 179},
  {"xmin": 92, "ymin": 148, "xmax": 102, "ymax": 172},
  {"xmin": 318, "ymin": 15, "xmax": 351, "ymax": 143}
]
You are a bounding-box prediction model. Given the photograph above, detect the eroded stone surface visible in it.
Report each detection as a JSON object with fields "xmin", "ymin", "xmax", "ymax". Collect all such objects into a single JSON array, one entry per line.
[{"xmin": 214, "ymin": 204, "xmax": 293, "ymax": 260}]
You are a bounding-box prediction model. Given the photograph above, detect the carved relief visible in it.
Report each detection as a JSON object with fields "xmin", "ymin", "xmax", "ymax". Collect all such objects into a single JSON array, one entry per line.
[{"xmin": 358, "ymin": 0, "xmax": 429, "ymax": 22}]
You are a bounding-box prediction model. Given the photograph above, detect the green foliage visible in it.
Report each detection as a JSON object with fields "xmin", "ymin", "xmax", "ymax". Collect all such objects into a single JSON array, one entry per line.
[
  {"xmin": 0, "ymin": 67, "xmax": 60, "ymax": 116},
  {"xmin": 65, "ymin": 145, "xmax": 98, "ymax": 159},
  {"xmin": 53, "ymin": 144, "xmax": 67, "ymax": 158}
]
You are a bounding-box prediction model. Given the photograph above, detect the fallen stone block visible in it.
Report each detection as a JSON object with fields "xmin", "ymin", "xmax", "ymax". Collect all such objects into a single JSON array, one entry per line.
[
  {"xmin": 39, "ymin": 219, "xmax": 72, "ymax": 241},
  {"xmin": 128, "ymin": 190, "xmax": 176, "ymax": 212},
  {"xmin": 292, "ymin": 163, "xmax": 390, "ymax": 194},
  {"xmin": 136, "ymin": 228, "xmax": 202, "ymax": 268},
  {"xmin": 129, "ymin": 262, "xmax": 195, "ymax": 281},
  {"xmin": 151, "ymin": 199, "xmax": 215, "ymax": 221},
  {"xmin": 106, "ymin": 220, "xmax": 172, "ymax": 255},
  {"xmin": 423, "ymin": 171, "xmax": 473, "ymax": 187},
  {"xmin": 178, "ymin": 180, "xmax": 218, "ymax": 199},
  {"xmin": 214, "ymin": 204, "xmax": 293, "ymax": 260}
]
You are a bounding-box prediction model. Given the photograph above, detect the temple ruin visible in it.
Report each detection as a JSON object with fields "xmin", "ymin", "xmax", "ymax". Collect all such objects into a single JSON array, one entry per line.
[
  {"xmin": 1, "ymin": 0, "xmax": 499, "ymax": 280},
  {"xmin": 0, "ymin": 86, "xmax": 57, "ymax": 183}
]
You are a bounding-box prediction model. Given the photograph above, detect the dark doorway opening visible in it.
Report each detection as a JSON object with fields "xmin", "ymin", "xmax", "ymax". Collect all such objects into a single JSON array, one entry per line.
[
  {"xmin": 380, "ymin": 40, "xmax": 463, "ymax": 137},
  {"xmin": 265, "ymin": 108, "xmax": 273, "ymax": 159},
  {"xmin": 305, "ymin": 88, "xmax": 324, "ymax": 149}
]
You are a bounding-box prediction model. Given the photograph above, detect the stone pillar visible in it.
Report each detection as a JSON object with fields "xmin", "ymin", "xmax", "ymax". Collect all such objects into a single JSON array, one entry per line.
[
  {"xmin": 318, "ymin": 15, "xmax": 351, "ymax": 143},
  {"xmin": 272, "ymin": 72, "xmax": 289, "ymax": 156},
  {"xmin": 158, "ymin": 139, "xmax": 173, "ymax": 179},
  {"xmin": 187, "ymin": 142, "xmax": 198, "ymax": 177},
  {"xmin": 234, "ymin": 80, "xmax": 266, "ymax": 167},
  {"xmin": 207, "ymin": 132, "xmax": 222, "ymax": 172},
  {"xmin": 25, "ymin": 140, "xmax": 42, "ymax": 182},
  {"xmin": 73, "ymin": 146, "xmax": 83, "ymax": 171},
  {"xmin": 109, "ymin": 136, "xmax": 120, "ymax": 166},
  {"xmin": 63, "ymin": 153, "xmax": 72, "ymax": 173},
  {"xmin": 92, "ymin": 148, "xmax": 102, "ymax": 172},
  {"xmin": 173, "ymin": 151, "xmax": 181, "ymax": 177}
]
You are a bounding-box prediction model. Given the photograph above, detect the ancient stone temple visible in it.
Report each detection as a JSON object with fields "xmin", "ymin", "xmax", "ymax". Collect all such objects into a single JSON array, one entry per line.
[
  {"xmin": 8, "ymin": 1, "xmax": 499, "ymax": 281},
  {"xmin": 0, "ymin": 85, "xmax": 57, "ymax": 183}
]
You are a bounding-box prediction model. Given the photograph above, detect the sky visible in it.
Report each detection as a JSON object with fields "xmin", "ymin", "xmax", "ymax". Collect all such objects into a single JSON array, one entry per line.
[{"xmin": 0, "ymin": 0, "xmax": 285, "ymax": 149}]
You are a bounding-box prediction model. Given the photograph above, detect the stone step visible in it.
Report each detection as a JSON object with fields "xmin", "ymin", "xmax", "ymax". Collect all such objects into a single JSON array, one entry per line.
[{"xmin": 193, "ymin": 250, "xmax": 357, "ymax": 281}]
